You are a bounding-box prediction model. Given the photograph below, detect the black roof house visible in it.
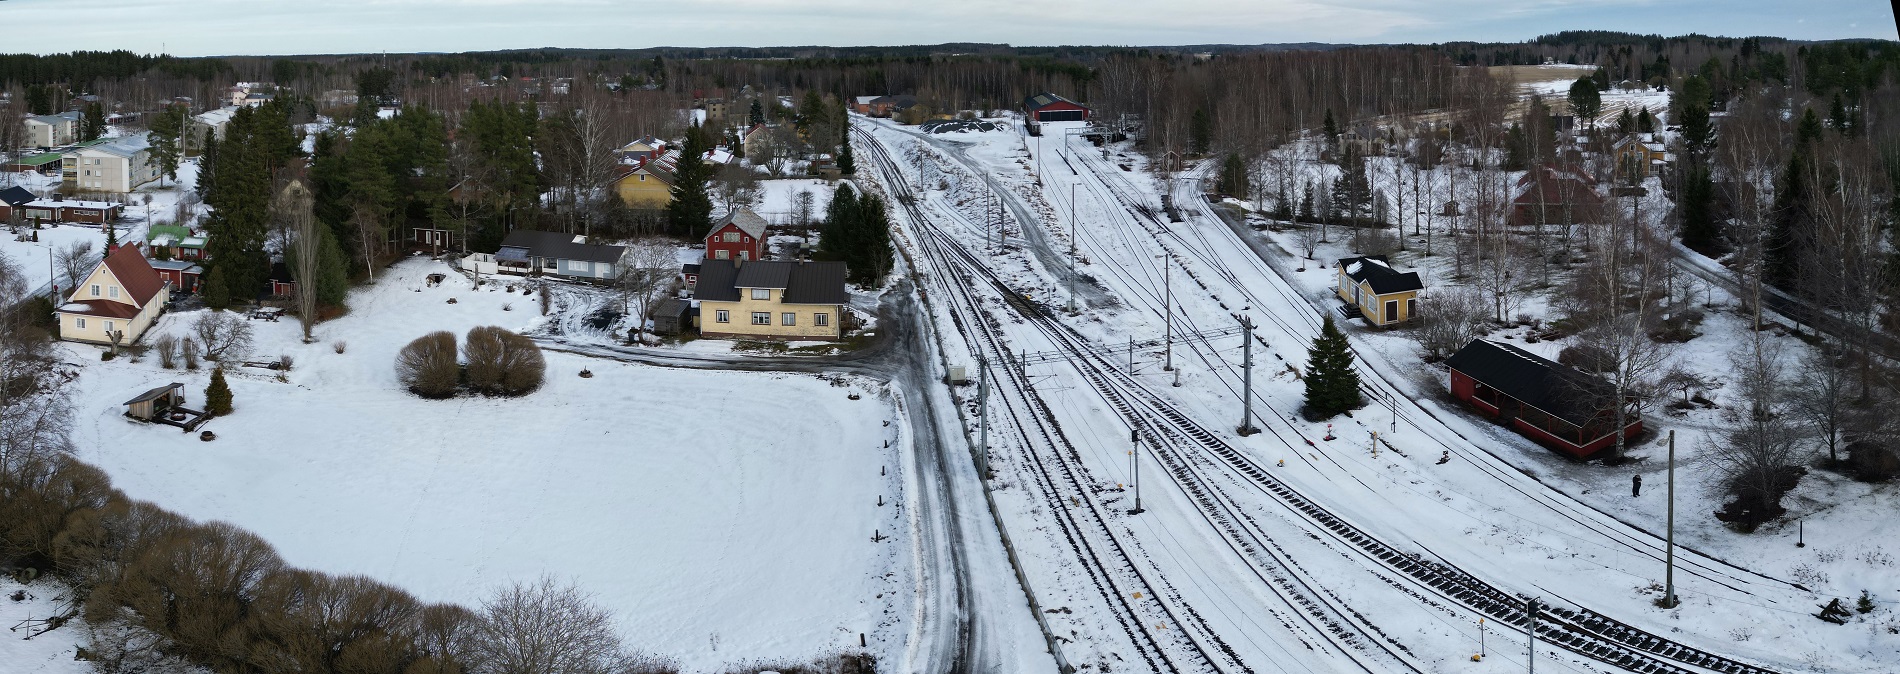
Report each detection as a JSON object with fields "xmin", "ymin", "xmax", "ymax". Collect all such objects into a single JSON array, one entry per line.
[
  {"xmin": 695, "ymin": 259, "xmax": 848, "ymax": 304},
  {"xmin": 0, "ymin": 185, "xmax": 35, "ymax": 207},
  {"xmin": 497, "ymin": 230, "xmax": 626, "ymax": 265},
  {"xmin": 1337, "ymin": 255, "xmax": 1422, "ymax": 295},
  {"xmin": 1446, "ymin": 339, "xmax": 1616, "ymax": 429}
]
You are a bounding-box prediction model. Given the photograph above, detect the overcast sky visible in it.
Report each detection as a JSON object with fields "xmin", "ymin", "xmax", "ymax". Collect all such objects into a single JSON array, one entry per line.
[{"xmin": 5, "ymin": 0, "xmax": 1894, "ymax": 56}]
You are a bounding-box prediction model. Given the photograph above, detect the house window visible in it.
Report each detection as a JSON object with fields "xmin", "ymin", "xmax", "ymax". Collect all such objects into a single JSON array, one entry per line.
[
  {"xmin": 109, "ymin": 287, "xmax": 119, "ymax": 299},
  {"xmin": 751, "ymin": 288, "xmax": 770, "ymax": 300},
  {"xmin": 714, "ymin": 250, "xmax": 730, "ymax": 260},
  {"xmin": 814, "ymin": 312, "xmax": 829, "ymax": 327},
  {"xmin": 751, "ymin": 311, "xmax": 770, "ymax": 325},
  {"xmin": 104, "ymin": 321, "xmax": 115, "ymax": 334},
  {"xmin": 715, "ymin": 310, "xmax": 730, "ymax": 323},
  {"xmin": 782, "ymin": 312, "xmax": 795, "ymax": 326},
  {"xmin": 90, "ymin": 285, "xmax": 101, "ymax": 297},
  {"xmin": 75, "ymin": 317, "xmax": 85, "ymax": 329},
  {"xmin": 724, "ymin": 232, "xmax": 739, "ymax": 242}
]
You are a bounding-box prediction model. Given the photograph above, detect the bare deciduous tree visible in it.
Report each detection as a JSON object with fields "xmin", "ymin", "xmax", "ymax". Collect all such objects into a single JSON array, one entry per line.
[
  {"xmin": 1701, "ymin": 336, "xmax": 1805, "ymax": 529},
  {"xmin": 397, "ymin": 331, "xmax": 460, "ymax": 398},
  {"xmin": 57, "ymin": 240, "xmax": 96, "ymax": 291},
  {"xmin": 272, "ymin": 180, "xmax": 323, "ymax": 342},
  {"xmin": 472, "ymin": 576, "xmax": 636, "ymax": 674},
  {"xmin": 614, "ymin": 241, "xmax": 678, "ymax": 343},
  {"xmin": 0, "ymin": 250, "xmax": 73, "ymax": 474},
  {"xmin": 1410, "ymin": 285, "xmax": 1487, "ymax": 361},
  {"xmin": 190, "ymin": 312, "xmax": 254, "ymax": 361}
]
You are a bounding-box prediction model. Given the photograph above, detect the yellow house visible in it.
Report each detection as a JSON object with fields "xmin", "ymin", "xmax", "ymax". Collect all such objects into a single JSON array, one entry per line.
[
  {"xmin": 58, "ymin": 245, "xmax": 171, "ymax": 345},
  {"xmin": 612, "ymin": 153, "xmax": 677, "ymax": 209},
  {"xmin": 1611, "ymin": 134, "xmax": 1668, "ymax": 181},
  {"xmin": 1335, "ymin": 255, "xmax": 1420, "ymax": 327},
  {"xmin": 694, "ymin": 259, "xmax": 847, "ymax": 340}
]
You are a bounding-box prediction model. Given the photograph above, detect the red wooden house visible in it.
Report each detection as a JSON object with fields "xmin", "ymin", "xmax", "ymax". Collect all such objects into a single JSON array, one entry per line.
[
  {"xmin": 149, "ymin": 260, "xmax": 203, "ymax": 294},
  {"xmin": 1509, "ymin": 164, "xmax": 1603, "ymax": 228},
  {"xmin": 1446, "ymin": 339, "xmax": 1642, "ymax": 459},
  {"xmin": 705, "ymin": 207, "xmax": 768, "ymax": 263},
  {"xmin": 1023, "ymin": 92, "xmax": 1090, "ymax": 122}
]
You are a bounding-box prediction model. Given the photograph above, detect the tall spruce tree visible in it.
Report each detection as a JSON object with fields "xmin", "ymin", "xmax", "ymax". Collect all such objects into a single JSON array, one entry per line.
[
  {"xmin": 1189, "ymin": 108, "xmax": 1212, "ymax": 155},
  {"xmin": 205, "ymin": 366, "xmax": 234, "ymax": 416},
  {"xmin": 1303, "ymin": 315, "xmax": 1362, "ymax": 418},
  {"xmin": 148, "ymin": 104, "xmax": 186, "ymax": 186},
  {"xmin": 1678, "ymin": 164, "xmax": 1719, "ymax": 253},
  {"xmin": 1218, "ymin": 153, "xmax": 1249, "ymax": 198},
  {"xmin": 202, "ymin": 104, "xmax": 293, "ymax": 303},
  {"xmin": 838, "ymin": 137, "xmax": 856, "ymax": 175},
  {"xmin": 666, "ymin": 123, "xmax": 715, "ymax": 238},
  {"xmin": 1764, "ymin": 150, "xmax": 1811, "ymax": 290},
  {"xmin": 80, "ymin": 102, "xmax": 106, "ymax": 142}
]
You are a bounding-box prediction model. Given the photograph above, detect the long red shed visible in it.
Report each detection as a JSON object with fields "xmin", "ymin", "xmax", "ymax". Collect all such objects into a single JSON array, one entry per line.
[{"xmin": 1446, "ymin": 339, "xmax": 1641, "ymax": 459}]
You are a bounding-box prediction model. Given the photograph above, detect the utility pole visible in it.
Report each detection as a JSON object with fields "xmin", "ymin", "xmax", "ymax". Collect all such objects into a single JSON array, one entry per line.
[
  {"xmin": 977, "ymin": 354, "xmax": 990, "ymax": 480},
  {"xmin": 1527, "ymin": 597, "xmax": 1539, "ymax": 674},
  {"xmin": 1128, "ymin": 427, "xmax": 1145, "ymax": 514},
  {"xmin": 1127, "ymin": 335, "xmax": 1135, "ymax": 376},
  {"xmin": 1158, "ymin": 253, "xmax": 1173, "ymax": 371},
  {"xmin": 1068, "ymin": 183, "xmax": 1077, "ymax": 313},
  {"xmin": 1238, "ymin": 315, "xmax": 1260, "ymax": 436},
  {"xmin": 1665, "ymin": 430, "xmax": 1677, "ymax": 608}
]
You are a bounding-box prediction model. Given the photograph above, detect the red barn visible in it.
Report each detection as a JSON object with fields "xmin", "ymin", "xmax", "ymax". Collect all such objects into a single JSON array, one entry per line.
[
  {"xmin": 1446, "ymin": 339, "xmax": 1642, "ymax": 459},
  {"xmin": 705, "ymin": 207, "xmax": 768, "ymax": 263},
  {"xmin": 1023, "ymin": 92, "xmax": 1090, "ymax": 122}
]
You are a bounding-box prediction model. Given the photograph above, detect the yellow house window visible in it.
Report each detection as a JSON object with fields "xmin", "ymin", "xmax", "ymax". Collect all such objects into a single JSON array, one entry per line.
[
  {"xmin": 75, "ymin": 317, "xmax": 86, "ymax": 329},
  {"xmin": 750, "ymin": 288, "xmax": 770, "ymax": 300},
  {"xmin": 91, "ymin": 284, "xmax": 101, "ymax": 297},
  {"xmin": 715, "ymin": 310, "xmax": 730, "ymax": 323},
  {"xmin": 814, "ymin": 313, "xmax": 829, "ymax": 327},
  {"xmin": 750, "ymin": 312, "xmax": 770, "ymax": 325}
]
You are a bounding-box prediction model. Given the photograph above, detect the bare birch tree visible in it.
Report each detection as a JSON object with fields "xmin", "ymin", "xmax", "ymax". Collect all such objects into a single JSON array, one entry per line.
[{"xmin": 272, "ymin": 181, "xmax": 322, "ymax": 341}]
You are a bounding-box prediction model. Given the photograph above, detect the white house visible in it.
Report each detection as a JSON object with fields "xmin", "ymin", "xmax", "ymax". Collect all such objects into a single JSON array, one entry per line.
[{"xmin": 65, "ymin": 135, "xmax": 157, "ymax": 193}]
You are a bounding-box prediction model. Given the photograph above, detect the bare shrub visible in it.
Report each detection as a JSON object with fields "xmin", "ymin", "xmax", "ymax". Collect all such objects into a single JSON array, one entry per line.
[
  {"xmin": 473, "ymin": 576, "xmax": 669, "ymax": 674},
  {"xmin": 333, "ymin": 340, "xmax": 347, "ymax": 354},
  {"xmin": 181, "ymin": 338, "xmax": 199, "ymax": 370},
  {"xmin": 276, "ymin": 354, "xmax": 293, "ymax": 372},
  {"xmin": 463, "ymin": 326, "xmax": 544, "ymax": 396},
  {"xmin": 397, "ymin": 332, "xmax": 460, "ymax": 399},
  {"xmin": 154, "ymin": 335, "xmax": 179, "ymax": 369},
  {"xmin": 1409, "ymin": 286, "xmax": 1486, "ymax": 361},
  {"xmin": 189, "ymin": 312, "xmax": 254, "ymax": 361}
]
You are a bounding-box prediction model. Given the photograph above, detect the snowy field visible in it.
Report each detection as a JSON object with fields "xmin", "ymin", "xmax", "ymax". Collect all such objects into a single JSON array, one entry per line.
[
  {"xmin": 60, "ymin": 258, "xmax": 917, "ymax": 672},
  {"xmin": 0, "ymin": 579, "xmax": 88, "ymax": 674}
]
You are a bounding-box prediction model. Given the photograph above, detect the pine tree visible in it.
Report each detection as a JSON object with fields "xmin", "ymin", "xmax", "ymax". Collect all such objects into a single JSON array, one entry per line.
[
  {"xmin": 200, "ymin": 266, "xmax": 231, "ymax": 310},
  {"xmin": 148, "ymin": 104, "xmax": 186, "ymax": 186},
  {"xmin": 1331, "ymin": 146, "xmax": 1374, "ymax": 227},
  {"xmin": 1273, "ymin": 181, "xmax": 1292, "ymax": 221},
  {"xmin": 1765, "ymin": 150, "xmax": 1810, "ymax": 289},
  {"xmin": 80, "ymin": 102, "xmax": 106, "ymax": 142},
  {"xmin": 1567, "ymin": 76, "xmax": 1602, "ymax": 129},
  {"xmin": 1297, "ymin": 182, "xmax": 1315, "ymax": 224},
  {"xmin": 1615, "ymin": 107, "xmax": 1635, "ymax": 134},
  {"xmin": 1679, "ymin": 164, "xmax": 1719, "ymax": 253},
  {"xmin": 1828, "ymin": 94, "xmax": 1851, "ymax": 136},
  {"xmin": 1796, "ymin": 108, "xmax": 1824, "ymax": 145},
  {"xmin": 1322, "ymin": 109, "xmax": 1338, "ymax": 142},
  {"xmin": 1680, "ymin": 104, "xmax": 1712, "ymax": 153},
  {"xmin": 1636, "ymin": 107, "xmax": 1655, "ymax": 133},
  {"xmin": 205, "ymin": 367, "xmax": 234, "ymax": 416},
  {"xmin": 666, "ymin": 123, "xmax": 715, "ymax": 238},
  {"xmin": 750, "ymin": 99, "xmax": 766, "ymax": 127},
  {"xmin": 1302, "ymin": 315, "xmax": 1362, "ymax": 418},
  {"xmin": 818, "ymin": 184, "xmax": 860, "ymax": 264},
  {"xmin": 838, "ymin": 138, "xmax": 856, "ymax": 175},
  {"xmin": 1217, "ymin": 153, "xmax": 1249, "ymax": 197},
  {"xmin": 103, "ymin": 223, "xmax": 118, "ymax": 255},
  {"xmin": 1189, "ymin": 108, "xmax": 1212, "ymax": 155}
]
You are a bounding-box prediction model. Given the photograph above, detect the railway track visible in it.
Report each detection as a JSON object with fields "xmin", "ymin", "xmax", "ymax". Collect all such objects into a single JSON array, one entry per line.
[{"xmin": 858, "ymin": 125, "xmax": 1239, "ymax": 674}]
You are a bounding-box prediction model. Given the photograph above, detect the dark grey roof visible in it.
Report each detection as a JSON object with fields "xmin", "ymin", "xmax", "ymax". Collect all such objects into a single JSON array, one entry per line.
[
  {"xmin": 1446, "ymin": 340, "xmax": 1613, "ymax": 429},
  {"xmin": 715, "ymin": 207, "xmax": 769, "ymax": 240},
  {"xmin": 734, "ymin": 261, "xmax": 792, "ymax": 289},
  {"xmin": 654, "ymin": 297, "xmax": 690, "ymax": 317},
  {"xmin": 497, "ymin": 230, "xmax": 626, "ymax": 264},
  {"xmin": 695, "ymin": 259, "xmax": 740, "ymax": 301},
  {"xmin": 123, "ymin": 382, "xmax": 183, "ymax": 405},
  {"xmin": 0, "ymin": 186, "xmax": 33, "ymax": 207},
  {"xmin": 695, "ymin": 259, "xmax": 847, "ymax": 305},
  {"xmin": 1338, "ymin": 255, "xmax": 1422, "ymax": 295},
  {"xmin": 681, "ymin": 262, "xmax": 701, "ymax": 275},
  {"xmin": 1023, "ymin": 92, "xmax": 1085, "ymax": 110}
]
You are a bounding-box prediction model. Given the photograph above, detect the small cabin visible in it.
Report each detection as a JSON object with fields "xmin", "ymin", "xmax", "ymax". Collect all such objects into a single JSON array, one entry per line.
[
  {"xmin": 1446, "ymin": 339, "xmax": 1642, "ymax": 459},
  {"xmin": 124, "ymin": 383, "xmax": 185, "ymax": 421},
  {"xmin": 1335, "ymin": 256, "xmax": 1421, "ymax": 327}
]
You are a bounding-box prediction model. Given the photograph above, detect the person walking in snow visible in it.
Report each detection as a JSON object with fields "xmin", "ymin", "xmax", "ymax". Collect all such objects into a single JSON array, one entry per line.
[{"xmin": 1632, "ymin": 474, "xmax": 1643, "ymax": 498}]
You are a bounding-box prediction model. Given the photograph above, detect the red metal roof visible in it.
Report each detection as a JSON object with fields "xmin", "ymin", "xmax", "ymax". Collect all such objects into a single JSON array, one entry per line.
[{"xmin": 97, "ymin": 245, "xmax": 166, "ymax": 307}]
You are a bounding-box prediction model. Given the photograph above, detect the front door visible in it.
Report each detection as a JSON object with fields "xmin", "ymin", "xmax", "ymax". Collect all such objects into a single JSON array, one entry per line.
[{"xmin": 1385, "ymin": 300, "xmax": 1398, "ymax": 323}]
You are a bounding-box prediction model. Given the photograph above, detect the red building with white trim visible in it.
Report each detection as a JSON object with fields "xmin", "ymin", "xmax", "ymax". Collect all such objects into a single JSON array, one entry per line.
[
  {"xmin": 705, "ymin": 207, "xmax": 768, "ymax": 263},
  {"xmin": 1446, "ymin": 339, "xmax": 1642, "ymax": 459}
]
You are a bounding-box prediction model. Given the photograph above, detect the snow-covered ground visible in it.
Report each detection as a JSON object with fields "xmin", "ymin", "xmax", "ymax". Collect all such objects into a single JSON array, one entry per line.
[
  {"xmin": 0, "ymin": 579, "xmax": 88, "ymax": 674},
  {"xmin": 60, "ymin": 258, "xmax": 917, "ymax": 673},
  {"xmin": 854, "ymin": 109, "xmax": 1900, "ymax": 674}
]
